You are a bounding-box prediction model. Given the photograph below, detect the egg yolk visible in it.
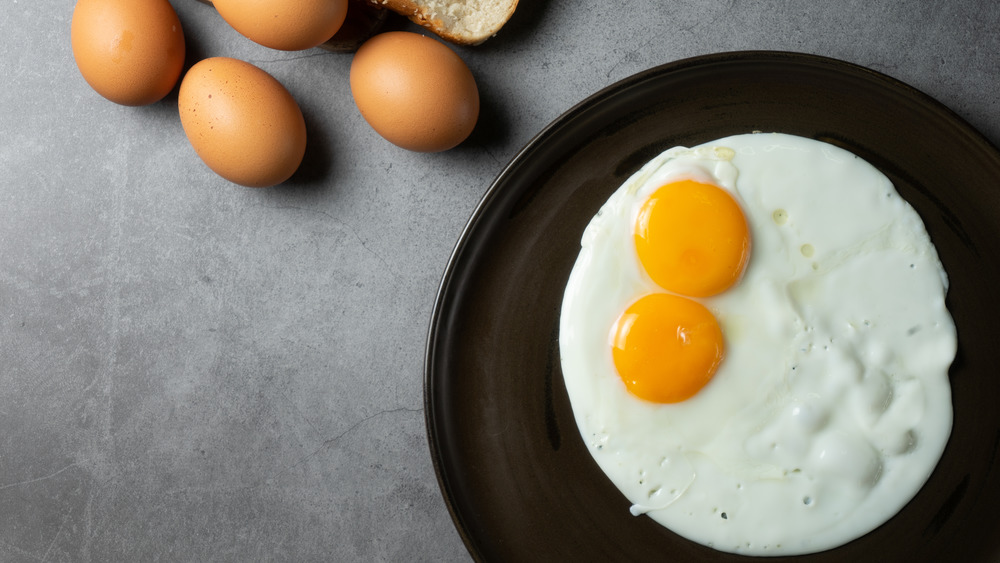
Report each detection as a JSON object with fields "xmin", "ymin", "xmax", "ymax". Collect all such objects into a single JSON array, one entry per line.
[
  {"xmin": 611, "ymin": 293, "xmax": 724, "ymax": 403},
  {"xmin": 635, "ymin": 180, "xmax": 750, "ymax": 297}
]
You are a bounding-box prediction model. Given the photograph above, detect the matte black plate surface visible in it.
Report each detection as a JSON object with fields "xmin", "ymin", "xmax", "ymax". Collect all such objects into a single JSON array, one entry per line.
[{"xmin": 425, "ymin": 51, "xmax": 1000, "ymax": 562}]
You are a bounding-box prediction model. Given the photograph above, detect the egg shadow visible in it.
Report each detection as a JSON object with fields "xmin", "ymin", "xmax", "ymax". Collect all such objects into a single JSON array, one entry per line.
[
  {"xmin": 281, "ymin": 107, "xmax": 336, "ymax": 191},
  {"xmin": 462, "ymin": 75, "xmax": 511, "ymax": 150},
  {"xmin": 450, "ymin": 0, "xmax": 555, "ymax": 150}
]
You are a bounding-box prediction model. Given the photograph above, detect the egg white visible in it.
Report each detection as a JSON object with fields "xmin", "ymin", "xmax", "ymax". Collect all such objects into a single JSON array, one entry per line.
[{"xmin": 558, "ymin": 133, "xmax": 956, "ymax": 556}]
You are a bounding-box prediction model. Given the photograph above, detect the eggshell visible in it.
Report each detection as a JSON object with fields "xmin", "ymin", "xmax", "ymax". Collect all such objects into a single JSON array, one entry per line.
[
  {"xmin": 70, "ymin": 0, "xmax": 185, "ymax": 106},
  {"xmin": 178, "ymin": 58, "xmax": 307, "ymax": 188},
  {"xmin": 213, "ymin": 0, "xmax": 349, "ymax": 51},
  {"xmin": 350, "ymin": 31, "xmax": 479, "ymax": 152}
]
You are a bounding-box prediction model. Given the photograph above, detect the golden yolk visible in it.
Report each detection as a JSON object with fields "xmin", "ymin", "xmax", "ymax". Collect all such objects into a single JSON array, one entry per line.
[
  {"xmin": 635, "ymin": 180, "xmax": 750, "ymax": 297},
  {"xmin": 611, "ymin": 293, "xmax": 724, "ymax": 403}
]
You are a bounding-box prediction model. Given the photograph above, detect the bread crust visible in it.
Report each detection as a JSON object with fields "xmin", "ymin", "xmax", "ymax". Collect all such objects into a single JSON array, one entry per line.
[{"xmin": 363, "ymin": 0, "xmax": 518, "ymax": 45}]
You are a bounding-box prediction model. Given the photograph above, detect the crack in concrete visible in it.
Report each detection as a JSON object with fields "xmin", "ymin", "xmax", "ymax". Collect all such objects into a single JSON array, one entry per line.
[
  {"xmin": 0, "ymin": 463, "xmax": 80, "ymax": 492},
  {"xmin": 261, "ymin": 204, "xmax": 399, "ymax": 276}
]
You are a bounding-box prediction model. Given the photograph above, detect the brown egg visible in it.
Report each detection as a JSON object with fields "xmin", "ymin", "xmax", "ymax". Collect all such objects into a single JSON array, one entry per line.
[
  {"xmin": 178, "ymin": 58, "xmax": 307, "ymax": 188},
  {"xmin": 70, "ymin": 0, "xmax": 185, "ymax": 106},
  {"xmin": 213, "ymin": 0, "xmax": 349, "ymax": 51},
  {"xmin": 350, "ymin": 31, "xmax": 479, "ymax": 152}
]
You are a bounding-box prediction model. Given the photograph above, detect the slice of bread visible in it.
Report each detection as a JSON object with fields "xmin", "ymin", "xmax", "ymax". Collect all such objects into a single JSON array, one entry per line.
[{"xmin": 364, "ymin": 0, "xmax": 518, "ymax": 45}]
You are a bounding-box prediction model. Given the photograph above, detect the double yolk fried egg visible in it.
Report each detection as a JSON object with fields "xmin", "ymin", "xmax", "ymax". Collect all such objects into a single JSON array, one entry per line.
[{"xmin": 558, "ymin": 133, "xmax": 957, "ymax": 556}]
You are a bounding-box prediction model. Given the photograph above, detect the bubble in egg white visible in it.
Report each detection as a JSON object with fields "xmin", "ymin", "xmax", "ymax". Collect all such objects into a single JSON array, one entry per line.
[{"xmin": 559, "ymin": 133, "xmax": 956, "ymax": 556}]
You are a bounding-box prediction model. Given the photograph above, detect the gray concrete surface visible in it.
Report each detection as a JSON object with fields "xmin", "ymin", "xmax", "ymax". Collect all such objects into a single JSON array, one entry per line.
[{"xmin": 2, "ymin": 1, "xmax": 999, "ymax": 561}]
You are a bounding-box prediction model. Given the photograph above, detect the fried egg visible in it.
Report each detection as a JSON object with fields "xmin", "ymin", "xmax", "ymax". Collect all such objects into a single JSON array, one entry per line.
[{"xmin": 558, "ymin": 133, "xmax": 956, "ymax": 556}]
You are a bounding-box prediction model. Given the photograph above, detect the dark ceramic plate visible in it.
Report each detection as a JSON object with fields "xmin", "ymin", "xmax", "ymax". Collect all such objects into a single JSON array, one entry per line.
[{"xmin": 425, "ymin": 52, "xmax": 1000, "ymax": 562}]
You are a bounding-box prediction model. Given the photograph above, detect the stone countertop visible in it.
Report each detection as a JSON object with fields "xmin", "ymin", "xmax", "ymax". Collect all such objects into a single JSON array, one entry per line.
[{"xmin": 3, "ymin": 1, "xmax": 999, "ymax": 561}]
